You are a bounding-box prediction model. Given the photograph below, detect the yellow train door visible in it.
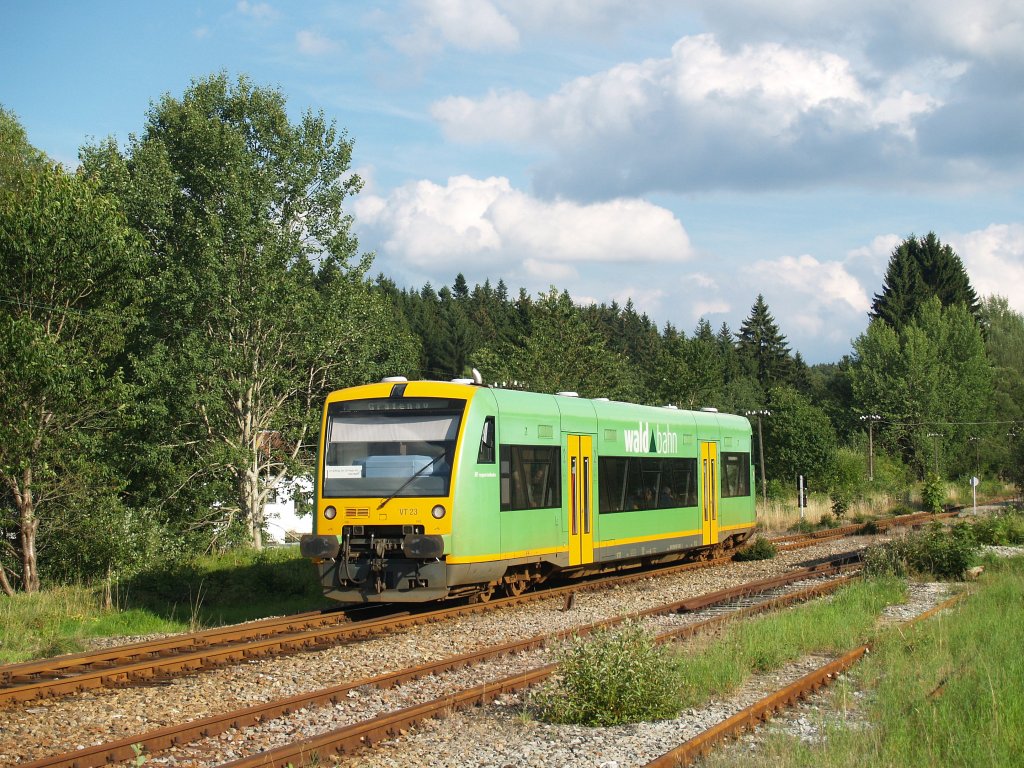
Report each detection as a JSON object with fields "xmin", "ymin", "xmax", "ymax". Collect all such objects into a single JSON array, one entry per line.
[
  {"xmin": 567, "ymin": 434, "xmax": 595, "ymax": 566},
  {"xmin": 701, "ymin": 441, "xmax": 719, "ymax": 546}
]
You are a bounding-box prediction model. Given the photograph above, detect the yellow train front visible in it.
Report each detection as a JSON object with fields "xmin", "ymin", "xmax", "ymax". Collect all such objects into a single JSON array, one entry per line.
[{"xmin": 300, "ymin": 378, "xmax": 757, "ymax": 602}]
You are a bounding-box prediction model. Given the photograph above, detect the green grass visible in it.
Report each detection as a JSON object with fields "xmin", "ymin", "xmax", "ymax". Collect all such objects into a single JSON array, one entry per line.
[
  {"xmin": 704, "ymin": 555, "xmax": 1024, "ymax": 768},
  {"xmin": 122, "ymin": 545, "xmax": 331, "ymax": 625},
  {"xmin": 528, "ymin": 577, "xmax": 907, "ymax": 726},
  {"xmin": 0, "ymin": 546, "xmax": 332, "ymax": 664},
  {"xmin": 672, "ymin": 576, "xmax": 905, "ymax": 708},
  {"xmin": 0, "ymin": 585, "xmax": 189, "ymax": 663}
]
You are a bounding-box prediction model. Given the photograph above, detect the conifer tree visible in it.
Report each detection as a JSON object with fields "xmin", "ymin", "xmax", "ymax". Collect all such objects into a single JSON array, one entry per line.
[
  {"xmin": 871, "ymin": 232, "xmax": 980, "ymax": 329},
  {"xmin": 736, "ymin": 295, "xmax": 792, "ymax": 388}
]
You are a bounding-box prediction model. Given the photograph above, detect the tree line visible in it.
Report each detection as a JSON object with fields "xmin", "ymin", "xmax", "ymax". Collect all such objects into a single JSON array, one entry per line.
[{"xmin": 2, "ymin": 73, "xmax": 1023, "ymax": 594}]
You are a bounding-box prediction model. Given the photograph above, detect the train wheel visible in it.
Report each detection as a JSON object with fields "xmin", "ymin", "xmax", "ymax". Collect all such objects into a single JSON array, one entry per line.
[
  {"xmin": 472, "ymin": 584, "xmax": 496, "ymax": 603},
  {"xmin": 504, "ymin": 576, "xmax": 529, "ymax": 598}
]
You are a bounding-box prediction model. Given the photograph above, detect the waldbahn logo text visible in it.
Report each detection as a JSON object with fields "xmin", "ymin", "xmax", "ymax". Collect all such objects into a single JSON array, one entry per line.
[{"xmin": 623, "ymin": 422, "xmax": 678, "ymax": 454}]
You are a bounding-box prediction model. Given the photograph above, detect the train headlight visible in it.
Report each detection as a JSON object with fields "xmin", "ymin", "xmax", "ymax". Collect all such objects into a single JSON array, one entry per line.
[
  {"xmin": 431, "ymin": 505, "xmax": 446, "ymax": 519},
  {"xmin": 323, "ymin": 506, "xmax": 337, "ymax": 520}
]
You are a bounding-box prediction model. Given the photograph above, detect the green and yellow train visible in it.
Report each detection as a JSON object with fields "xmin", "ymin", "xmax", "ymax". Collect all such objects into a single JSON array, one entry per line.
[{"xmin": 300, "ymin": 378, "xmax": 756, "ymax": 602}]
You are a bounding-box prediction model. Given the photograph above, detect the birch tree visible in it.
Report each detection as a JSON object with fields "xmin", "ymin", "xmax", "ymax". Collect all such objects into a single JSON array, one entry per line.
[{"xmin": 81, "ymin": 75, "xmax": 417, "ymax": 549}]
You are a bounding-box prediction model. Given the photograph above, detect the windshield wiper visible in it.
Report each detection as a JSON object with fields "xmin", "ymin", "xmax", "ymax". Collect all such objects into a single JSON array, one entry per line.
[{"xmin": 377, "ymin": 453, "xmax": 444, "ymax": 510}]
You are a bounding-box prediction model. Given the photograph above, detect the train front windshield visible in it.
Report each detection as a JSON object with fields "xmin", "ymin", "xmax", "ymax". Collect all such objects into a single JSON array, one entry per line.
[{"xmin": 322, "ymin": 397, "xmax": 465, "ymax": 498}]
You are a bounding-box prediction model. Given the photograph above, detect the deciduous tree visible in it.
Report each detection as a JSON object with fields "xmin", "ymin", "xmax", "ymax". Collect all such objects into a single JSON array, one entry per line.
[
  {"xmin": 81, "ymin": 75, "xmax": 416, "ymax": 550},
  {"xmin": 852, "ymin": 298, "xmax": 991, "ymax": 475},
  {"xmin": 0, "ymin": 107, "xmax": 145, "ymax": 591}
]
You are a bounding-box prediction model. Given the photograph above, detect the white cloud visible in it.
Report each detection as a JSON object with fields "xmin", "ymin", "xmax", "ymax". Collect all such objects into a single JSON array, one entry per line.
[
  {"xmin": 846, "ymin": 234, "xmax": 900, "ymax": 268},
  {"xmin": 236, "ymin": 1, "xmax": 276, "ymax": 22},
  {"xmin": 747, "ymin": 254, "xmax": 870, "ymax": 346},
  {"xmin": 523, "ymin": 258, "xmax": 577, "ymax": 282},
  {"xmin": 434, "ymin": 34, "xmax": 937, "ymax": 145},
  {"xmin": 296, "ymin": 29, "xmax": 338, "ymax": 56},
  {"xmin": 353, "ymin": 175, "xmax": 694, "ymax": 270},
  {"xmin": 396, "ymin": 0, "xmax": 520, "ymax": 55},
  {"xmin": 390, "ymin": 0, "xmax": 675, "ymax": 56},
  {"xmin": 431, "ymin": 33, "xmax": 945, "ymax": 196},
  {"xmin": 692, "ymin": 300, "xmax": 731, "ymax": 319},
  {"xmin": 695, "ymin": 0, "xmax": 1024, "ymax": 68},
  {"xmin": 951, "ymin": 223, "xmax": 1024, "ymax": 310}
]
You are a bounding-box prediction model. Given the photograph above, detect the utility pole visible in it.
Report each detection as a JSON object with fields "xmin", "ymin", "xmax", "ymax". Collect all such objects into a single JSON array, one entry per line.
[
  {"xmin": 926, "ymin": 432, "xmax": 940, "ymax": 475},
  {"xmin": 859, "ymin": 414, "xmax": 881, "ymax": 481},
  {"xmin": 745, "ymin": 409, "xmax": 771, "ymax": 506}
]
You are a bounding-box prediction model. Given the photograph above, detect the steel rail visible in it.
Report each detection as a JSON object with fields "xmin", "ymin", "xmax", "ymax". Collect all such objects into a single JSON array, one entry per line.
[
  {"xmin": 21, "ymin": 562, "xmax": 859, "ymax": 768},
  {"xmin": 0, "ymin": 551, "xmax": 746, "ymax": 706},
  {"xmin": 215, "ymin": 571, "xmax": 861, "ymax": 768},
  {"xmin": 3, "ymin": 505, "xmax": 931, "ymax": 707},
  {"xmin": 0, "ymin": 608, "xmax": 354, "ymax": 686},
  {"xmin": 1, "ymin": 500, "xmax": 935, "ymax": 709},
  {"xmin": 643, "ymin": 591, "xmax": 968, "ymax": 767}
]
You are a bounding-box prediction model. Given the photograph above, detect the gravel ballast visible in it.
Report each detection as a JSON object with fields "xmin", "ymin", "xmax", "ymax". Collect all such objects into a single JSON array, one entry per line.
[{"xmin": 3, "ymin": 533, "xmax": 1013, "ymax": 767}]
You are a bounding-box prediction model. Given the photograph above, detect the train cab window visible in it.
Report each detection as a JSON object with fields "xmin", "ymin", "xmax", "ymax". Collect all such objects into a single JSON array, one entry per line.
[
  {"xmin": 322, "ymin": 397, "xmax": 464, "ymax": 498},
  {"xmin": 477, "ymin": 416, "xmax": 496, "ymax": 464},
  {"xmin": 500, "ymin": 445, "xmax": 561, "ymax": 511},
  {"xmin": 721, "ymin": 452, "xmax": 751, "ymax": 497},
  {"xmin": 599, "ymin": 456, "xmax": 698, "ymax": 513}
]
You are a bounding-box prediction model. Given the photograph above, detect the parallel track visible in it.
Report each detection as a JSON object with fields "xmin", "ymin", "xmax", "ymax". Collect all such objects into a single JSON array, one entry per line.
[
  {"xmin": 21, "ymin": 559, "xmax": 861, "ymax": 768},
  {"xmin": 643, "ymin": 592, "xmax": 967, "ymax": 767},
  {"xmin": 0, "ymin": 509, "xmax": 957, "ymax": 707}
]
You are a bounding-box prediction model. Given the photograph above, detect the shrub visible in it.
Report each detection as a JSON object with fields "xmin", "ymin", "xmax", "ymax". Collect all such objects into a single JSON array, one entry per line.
[
  {"xmin": 829, "ymin": 493, "xmax": 850, "ymax": 519},
  {"xmin": 921, "ymin": 473, "xmax": 946, "ymax": 513},
  {"xmin": 829, "ymin": 447, "xmax": 867, "ymax": 518},
  {"xmin": 863, "ymin": 522, "xmax": 979, "ymax": 580},
  {"xmin": 857, "ymin": 520, "xmax": 880, "ymax": 535},
  {"xmin": 972, "ymin": 509, "xmax": 1024, "ymax": 546},
  {"xmin": 818, "ymin": 513, "xmax": 836, "ymax": 530},
  {"xmin": 887, "ymin": 502, "xmax": 916, "ymax": 517},
  {"xmin": 733, "ymin": 537, "xmax": 778, "ymax": 561},
  {"xmin": 789, "ymin": 518, "xmax": 816, "ymax": 534},
  {"xmin": 530, "ymin": 623, "xmax": 685, "ymax": 726}
]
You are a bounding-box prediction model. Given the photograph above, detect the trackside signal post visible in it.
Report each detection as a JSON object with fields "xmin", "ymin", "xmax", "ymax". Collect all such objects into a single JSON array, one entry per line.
[{"xmin": 797, "ymin": 475, "xmax": 807, "ymax": 519}]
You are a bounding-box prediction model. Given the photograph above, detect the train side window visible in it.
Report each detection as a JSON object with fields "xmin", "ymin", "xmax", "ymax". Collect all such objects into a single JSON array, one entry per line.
[
  {"xmin": 721, "ymin": 452, "xmax": 751, "ymax": 497},
  {"xmin": 477, "ymin": 416, "xmax": 496, "ymax": 464},
  {"xmin": 599, "ymin": 456, "xmax": 698, "ymax": 512},
  {"xmin": 500, "ymin": 445, "xmax": 561, "ymax": 511}
]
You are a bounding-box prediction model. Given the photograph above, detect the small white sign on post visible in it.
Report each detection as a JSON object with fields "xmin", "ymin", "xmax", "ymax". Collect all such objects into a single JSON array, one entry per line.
[{"xmin": 971, "ymin": 476, "xmax": 979, "ymax": 514}]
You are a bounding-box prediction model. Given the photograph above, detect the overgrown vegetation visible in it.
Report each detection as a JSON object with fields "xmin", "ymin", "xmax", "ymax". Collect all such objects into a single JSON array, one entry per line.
[
  {"xmin": 0, "ymin": 547, "xmax": 328, "ymax": 663},
  {"xmin": 863, "ymin": 523, "xmax": 979, "ymax": 580},
  {"xmin": 921, "ymin": 472, "xmax": 947, "ymax": 513},
  {"xmin": 970, "ymin": 505, "xmax": 1024, "ymax": 545},
  {"xmin": 529, "ymin": 578, "xmax": 905, "ymax": 727},
  {"xmin": 733, "ymin": 536, "xmax": 779, "ymax": 561},
  {"xmin": 705, "ymin": 555, "xmax": 1024, "ymax": 768},
  {"xmin": 530, "ymin": 623, "xmax": 687, "ymax": 726}
]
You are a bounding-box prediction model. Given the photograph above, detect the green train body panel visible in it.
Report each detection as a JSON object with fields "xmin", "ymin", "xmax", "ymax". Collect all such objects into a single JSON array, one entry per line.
[{"xmin": 303, "ymin": 380, "xmax": 756, "ymax": 602}]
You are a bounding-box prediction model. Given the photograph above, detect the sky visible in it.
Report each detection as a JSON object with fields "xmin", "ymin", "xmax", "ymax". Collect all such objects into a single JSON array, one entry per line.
[{"xmin": 3, "ymin": 1, "xmax": 1024, "ymax": 364}]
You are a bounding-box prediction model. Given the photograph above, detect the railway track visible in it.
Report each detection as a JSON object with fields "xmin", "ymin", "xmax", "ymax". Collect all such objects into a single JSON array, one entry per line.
[
  {"xmin": 642, "ymin": 592, "xmax": 966, "ymax": 767},
  {"xmin": 0, "ymin": 554, "xmax": 735, "ymax": 706},
  {"xmin": 0, "ymin": 509, "xmax": 955, "ymax": 707},
  {"xmin": 22, "ymin": 558, "xmax": 861, "ymax": 768}
]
